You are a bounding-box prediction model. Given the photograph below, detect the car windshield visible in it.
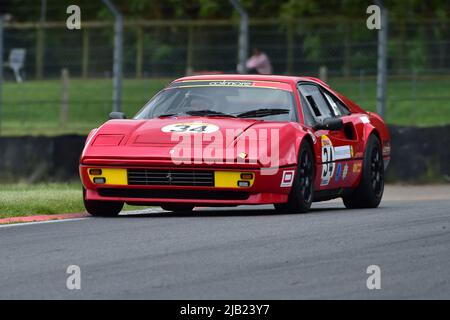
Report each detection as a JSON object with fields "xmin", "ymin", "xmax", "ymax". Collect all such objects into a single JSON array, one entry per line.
[{"xmin": 134, "ymin": 81, "xmax": 297, "ymax": 122}]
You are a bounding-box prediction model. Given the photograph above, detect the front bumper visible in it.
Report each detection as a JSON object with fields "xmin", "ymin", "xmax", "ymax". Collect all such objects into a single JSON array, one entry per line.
[{"xmin": 80, "ymin": 164, "xmax": 295, "ymax": 206}]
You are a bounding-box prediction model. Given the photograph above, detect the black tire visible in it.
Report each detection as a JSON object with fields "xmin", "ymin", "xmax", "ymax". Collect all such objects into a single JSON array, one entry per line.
[
  {"xmin": 83, "ymin": 189, "xmax": 123, "ymax": 217},
  {"xmin": 275, "ymin": 141, "xmax": 314, "ymax": 213},
  {"xmin": 343, "ymin": 134, "xmax": 384, "ymax": 209},
  {"xmin": 161, "ymin": 204, "xmax": 194, "ymax": 212}
]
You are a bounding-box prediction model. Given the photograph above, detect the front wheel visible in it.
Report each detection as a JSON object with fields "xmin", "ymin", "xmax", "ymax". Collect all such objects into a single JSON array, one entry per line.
[
  {"xmin": 275, "ymin": 141, "xmax": 314, "ymax": 213},
  {"xmin": 83, "ymin": 189, "xmax": 123, "ymax": 217},
  {"xmin": 343, "ymin": 134, "xmax": 384, "ymax": 209}
]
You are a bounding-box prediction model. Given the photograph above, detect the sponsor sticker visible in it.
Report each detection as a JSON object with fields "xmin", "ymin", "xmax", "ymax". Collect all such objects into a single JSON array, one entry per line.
[
  {"xmin": 280, "ymin": 170, "xmax": 295, "ymax": 187},
  {"xmin": 334, "ymin": 145, "xmax": 353, "ymax": 160},
  {"xmin": 360, "ymin": 116, "xmax": 370, "ymax": 124},
  {"xmin": 335, "ymin": 163, "xmax": 342, "ymax": 182},
  {"xmin": 343, "ymin": 163, "xmax": 349, "ymax": 179},
  {"xmin": 208, "ymin": 80, "xmax": 253, "ymax": 87},
  {"xmin": 170, "ymin": 80, "xmax": 293, "ymax": 91},
  {"xmin": 320, "ymin": 135, "xmax": 335, "ymax": 186},
  {"xmin": 352, "ymin": 162, "xmax": 362, "ymax": 173},
  {"xmin": 161, "ymin": 123, "xmax": 219, "ymax": 134}
]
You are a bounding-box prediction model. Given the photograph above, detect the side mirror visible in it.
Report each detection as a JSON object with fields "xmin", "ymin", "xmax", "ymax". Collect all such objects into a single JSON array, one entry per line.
[
  {"xmin": 109, "ymin": 112, "xmax": 127, "ymax": 120},
  {"xmin": 314, "ymin": 118, "xmax": 343, "ymax": 131}
]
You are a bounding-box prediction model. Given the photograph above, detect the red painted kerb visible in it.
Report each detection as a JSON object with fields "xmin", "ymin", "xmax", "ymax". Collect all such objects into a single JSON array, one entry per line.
[{"xmin": 0, "ymin": 212, "xmax": 89, "ymax": 225}]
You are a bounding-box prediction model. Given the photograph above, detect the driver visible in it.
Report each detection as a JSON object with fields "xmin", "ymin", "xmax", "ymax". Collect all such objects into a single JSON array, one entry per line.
[
  {"xmin": 187, "ymin": 96, "xmax": 214, "ymax": 112},
  {"xmin": 191, "ymin": 98, "xmax": 209, "ymax": 110}
]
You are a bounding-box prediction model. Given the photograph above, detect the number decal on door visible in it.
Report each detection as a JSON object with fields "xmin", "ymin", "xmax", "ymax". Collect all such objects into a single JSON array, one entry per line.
[{"xmin": 320, "ymin": 135, "xmax": 335, "ymax": 186}]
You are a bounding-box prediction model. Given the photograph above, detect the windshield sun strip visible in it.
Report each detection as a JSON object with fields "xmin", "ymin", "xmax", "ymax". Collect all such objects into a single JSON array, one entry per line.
[{"xmin": 166, "ymin": 84, "xmax": 291, "ymax": 91}]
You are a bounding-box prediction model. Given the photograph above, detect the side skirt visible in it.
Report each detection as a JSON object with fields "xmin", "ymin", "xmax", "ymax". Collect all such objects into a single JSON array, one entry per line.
[{"xmin": 313, "ymin": 188, "xmax": 354, "ymax": 202}]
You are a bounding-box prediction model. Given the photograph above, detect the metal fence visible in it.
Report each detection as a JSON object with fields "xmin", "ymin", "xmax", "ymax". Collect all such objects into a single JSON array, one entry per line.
[{"xmin": 0, "ymin": 18, "xmax": 449, "ymax": 135}]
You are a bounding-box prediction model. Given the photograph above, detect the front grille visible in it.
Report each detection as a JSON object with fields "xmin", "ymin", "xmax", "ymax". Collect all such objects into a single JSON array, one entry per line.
[
  {"xmin": 98, "ymin": 188, "xmax": 249, "ymax": 200},
  {"xmin": 128, "ymin": 169, "xmax": 214, "ymax": 187}
]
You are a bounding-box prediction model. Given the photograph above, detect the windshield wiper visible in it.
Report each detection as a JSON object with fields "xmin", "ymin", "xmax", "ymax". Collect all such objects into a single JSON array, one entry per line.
[
  {"xmin": 237, "ymin": 108, "xmax": 290, "ymax": 118},
  {"xmin": 158, "ymin": 113, "xmax": 180, "ymax": 118},
  {"xmin": 185, "ymin": 109, "xmax": 236, "ymax": 118}
]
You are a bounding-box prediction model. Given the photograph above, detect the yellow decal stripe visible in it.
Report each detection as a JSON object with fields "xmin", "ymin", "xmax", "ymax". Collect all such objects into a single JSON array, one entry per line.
[
  {"xmin": 214, "ymin": 171, "xmax": 255, "ymax": 188},
  {"xmin": 89, "ymin": 168, "xmax": 128, "ymax": 185}
]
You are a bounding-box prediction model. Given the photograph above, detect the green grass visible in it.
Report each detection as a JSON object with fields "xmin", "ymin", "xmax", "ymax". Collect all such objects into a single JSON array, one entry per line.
[
  {"xmin": 0, "ymin": 75, "xmax": 449, "ymax": 136},
  {"xmin": 1, "ymin": 78, "xmax": 171, "ymax": 136},
  {"xmin": 0, "ymin": 183, "xmax": 149, "ymax": 218},
  {"xmin": 328, "ymin": 75, "xmax": 450, "ymax": 127},
  {"xmin": 0, "ymin": 183, "xmax": 85, "ymax": 218}
]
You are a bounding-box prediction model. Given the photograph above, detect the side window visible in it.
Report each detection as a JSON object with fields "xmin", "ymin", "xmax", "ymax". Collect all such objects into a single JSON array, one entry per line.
[
  {"xmin": 323, "ymin": 91, "xmax": 351, "ymax": 116},
  {"xmin": 298, "ymin": 84, "xmax": 334, "ymax": 122},
  {"xmin": 323, "ymin": 92, "xmax": 341, "ymax": 116},
  {"xmin": 337, "ymin": 98, "xmax": 351, "ymax": 116},
  {"xmin": 299, "ymin": 92, "xmax": 316, "ymax": 126}
]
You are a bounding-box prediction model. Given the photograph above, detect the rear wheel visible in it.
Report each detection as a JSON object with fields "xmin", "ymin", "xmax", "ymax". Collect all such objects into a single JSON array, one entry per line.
[
  {"xmin": 83, "ymin": 189, "xmax": 123, "ymax": 217},
  {"xmin": 343, "ymin": 134, "xmax": 384, "ymax": 209},
  {"xmin": 161, "ymin": 204, "xmax": 194, "ymax": 212},
  {"xmin": 275, "ymin": 141, "xmax": 314, "ymax": 213}
]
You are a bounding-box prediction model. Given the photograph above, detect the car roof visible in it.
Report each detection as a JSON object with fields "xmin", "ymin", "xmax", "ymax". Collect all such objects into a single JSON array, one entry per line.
[{"xmin": 173, "ymin": 74, "xmax": 328, "ymax": 87}]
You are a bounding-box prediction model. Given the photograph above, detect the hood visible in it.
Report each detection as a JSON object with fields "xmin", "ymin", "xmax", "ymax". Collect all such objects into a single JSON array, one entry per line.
[
  {"xmin": 81, "ymin": 117, "xmax": 300, "ymax": 167},
  {"xmin": 126, "ymin": 117, "xmax": 259, "ymax": 146}
]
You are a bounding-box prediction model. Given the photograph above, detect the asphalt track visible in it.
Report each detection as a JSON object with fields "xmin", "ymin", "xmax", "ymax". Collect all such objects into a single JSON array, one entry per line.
[{"xmin": 0, "ymin": 187, "xmax": 449, "ymax": 299}]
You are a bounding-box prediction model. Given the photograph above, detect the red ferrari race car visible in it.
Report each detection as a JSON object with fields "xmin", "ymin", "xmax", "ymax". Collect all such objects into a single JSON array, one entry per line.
[{"xmin": 79, "ymin": 75, "xmax": 390, "ymax": 216}]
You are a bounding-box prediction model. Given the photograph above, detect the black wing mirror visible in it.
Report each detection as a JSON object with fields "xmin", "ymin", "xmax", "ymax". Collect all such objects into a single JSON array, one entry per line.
[
  {"xmin": 313, "ymin": 118, "xmax": 343, "ymax": 131},
  {"xmin": 109, "ymin": 112, "xmax": 127, "ymax": 120}
]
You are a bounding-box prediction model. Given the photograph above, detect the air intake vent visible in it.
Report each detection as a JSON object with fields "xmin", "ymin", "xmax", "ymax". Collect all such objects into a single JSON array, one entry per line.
[
  {"xmin": 98, "ymin": 188, "xmax": 249, "ymax": 200},
  {"xmin": 128, "ymin": 169, "xmax": 214, "ymax": 187}
]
